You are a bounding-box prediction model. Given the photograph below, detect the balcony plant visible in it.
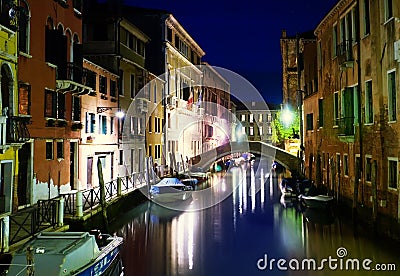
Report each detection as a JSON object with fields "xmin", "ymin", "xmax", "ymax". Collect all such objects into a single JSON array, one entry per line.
[{"xmin": 71, "ymin": 122, "xmax": 83, "ymax": 131}]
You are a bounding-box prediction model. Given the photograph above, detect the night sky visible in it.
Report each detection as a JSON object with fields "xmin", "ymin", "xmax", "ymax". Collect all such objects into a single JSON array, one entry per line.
[{"xmin": 124, "ymin": 0, "xmax": 339, "ymax": 104}]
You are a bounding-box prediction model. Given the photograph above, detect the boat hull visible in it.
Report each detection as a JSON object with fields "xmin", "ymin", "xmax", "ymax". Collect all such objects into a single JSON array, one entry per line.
[
  {"xmin": 299, "ymin": 195, "xmax": 333, "ymax": 209},
  {"xmin": 151, "ymin": 191, "xmax": 192, "ymax": 203}
]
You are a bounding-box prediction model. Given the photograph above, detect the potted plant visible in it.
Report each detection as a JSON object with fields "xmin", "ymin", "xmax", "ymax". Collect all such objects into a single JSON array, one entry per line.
[{"xmin": 71, "ymin": 122, "xmax": 83, "ymax": 131}]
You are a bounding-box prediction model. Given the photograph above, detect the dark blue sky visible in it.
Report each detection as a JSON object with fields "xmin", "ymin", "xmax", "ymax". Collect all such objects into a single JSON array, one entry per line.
[{"xmin": 124, "ymin": 0, "xmax": 338, "ymax": 104}]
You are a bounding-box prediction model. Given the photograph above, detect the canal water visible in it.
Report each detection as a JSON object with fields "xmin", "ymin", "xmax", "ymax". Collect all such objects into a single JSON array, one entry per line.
[{"xmin": 110, "ymin": 161, "xmax": 400, "ymax": 276}]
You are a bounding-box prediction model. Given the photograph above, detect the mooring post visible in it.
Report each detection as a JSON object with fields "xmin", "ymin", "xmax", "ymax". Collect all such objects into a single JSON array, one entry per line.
[
  {"xmin": 117, "ymin": 177, "xmax": 122, "ymax": 197},
  {"xmin": 58, "ymin": 197, "xmax": 64, "ymax": 227},
  {"xmin": 76, "ymin": 191, "xmax": 83, "ymax": 218},
  {"xmin": 26, "ymin": 246, "xmax": 34, "ymax": 276},
  {"xmin": 97, "ymin": 159, "xmax": 109, "ymax": 232}
]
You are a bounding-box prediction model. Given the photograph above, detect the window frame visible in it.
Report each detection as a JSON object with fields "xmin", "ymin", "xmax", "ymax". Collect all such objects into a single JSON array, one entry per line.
[{"xmin": 388, "ymin": 157, "xmax": 398, "ymax": 190}]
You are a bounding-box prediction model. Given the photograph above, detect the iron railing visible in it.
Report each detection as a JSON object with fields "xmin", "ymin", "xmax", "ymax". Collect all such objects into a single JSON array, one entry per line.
[
  {"xmin": 62, "ymin": 172, "xmax": 147, "ymax": 216},
  {"xmin": 337, "ymin": 40, "xmax": 354, "ymax": 67},
  {"xmin": 337, "ymin": 117, "xmax": 355, "ymax": 136},
  {"xmin": 8, "ymin": 199, "xmax": 58, "ymax": 245},
  {"xmin": 6, "ymin": 116, "xmax": 30, "ymax": 143},
  {"xmin": 57, "ymin": 62, "xmax": 96, "ymax": 89}
]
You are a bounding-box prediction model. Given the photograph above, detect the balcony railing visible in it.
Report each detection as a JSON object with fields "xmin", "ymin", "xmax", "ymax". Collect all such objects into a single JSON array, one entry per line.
[
  {"xmin": 337, "ymin": 40, "xmax": 354, "ymax": 67},
  {"xmin": 337, "ymin": 117, "xmax": 354, "ymax": 136},
  {"xmin": 56, "ymin": 62, "xmax": 96, "ymax": 89},
  {"xmin": 6, "ymin": 116, "xmax": 30, "ymax": 144}
]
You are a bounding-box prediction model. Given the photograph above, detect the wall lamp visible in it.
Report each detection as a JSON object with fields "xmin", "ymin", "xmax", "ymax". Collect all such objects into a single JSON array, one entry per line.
[{"xmin": 97, "ymin": 107, "xmax": 125, "ymax": 118}]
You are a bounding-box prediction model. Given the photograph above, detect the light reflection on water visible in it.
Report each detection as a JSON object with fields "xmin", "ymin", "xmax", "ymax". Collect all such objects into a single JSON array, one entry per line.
[{"xmin": 111, "ymin": 163, "xmax": 400, "ymax": 276}]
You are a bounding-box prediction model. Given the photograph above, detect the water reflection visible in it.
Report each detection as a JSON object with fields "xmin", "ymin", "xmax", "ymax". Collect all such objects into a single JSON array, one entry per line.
[{"xmin": 111, "ymin": 162, "xmax": 400, "ymax": 276}]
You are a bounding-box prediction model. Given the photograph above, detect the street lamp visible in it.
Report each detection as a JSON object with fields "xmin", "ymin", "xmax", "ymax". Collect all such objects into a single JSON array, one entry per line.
[{"xmin": 97, "ymin": 107, "xmax": 125, "ymax": 118}]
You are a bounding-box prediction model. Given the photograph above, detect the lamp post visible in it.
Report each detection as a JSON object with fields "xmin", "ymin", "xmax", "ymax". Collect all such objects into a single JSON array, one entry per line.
[{"xmin": 97, "ymin": 107, "xmax": 125, "ymax": 118}]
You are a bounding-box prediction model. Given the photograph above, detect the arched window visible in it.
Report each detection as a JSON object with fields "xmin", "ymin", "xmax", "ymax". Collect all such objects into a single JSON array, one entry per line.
[{"xmin": 18, "ymin": 0, "xmax": 30, "ymax": 54}]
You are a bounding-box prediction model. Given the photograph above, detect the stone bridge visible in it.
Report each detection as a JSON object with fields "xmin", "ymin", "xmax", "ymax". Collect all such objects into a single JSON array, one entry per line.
[{"xmin": 190, "ymin": 141, "xmax": 301, "ymax": 175}]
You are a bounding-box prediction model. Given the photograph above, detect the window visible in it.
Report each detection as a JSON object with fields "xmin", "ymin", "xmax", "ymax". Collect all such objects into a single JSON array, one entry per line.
[
  {"xmin": 388, "ymin": 70, "xmax": 396, "ymax": 122},
  {"xmin": 355, "ymin": 155, "xmax": 361, "ymax": 180},
  {"xmin": 130, "ymin": 74, "xmax": 135, "ymax": 98},
  {"xmin": 110, "ymin": 117, "xmax": 114, "ymax": 134},
  {"xmin": 241, "ymin": 114, "xmax": 246, "ymax": 121},
  {"xmin": 100, "ymin": 115, "xmax": 107, "ymax": 134},
  {"xmin": 119, "ymin": 70, "xmax": 124, "ymax": 96},
  {"xmin": 72, "ymin": 96, "xmax": 81, "ymax": 121},
  {"xmin": 148, "ymin": 116, "xmax": 152, "ymax": 132},
  {"xmin": 365, "ymin": 156, "xmax": 372, "ymax": 182},
  {"xmin": 334, "ymin": 92, "xmax": 339, "ymax": 125},
  {"xmin": 18, "ymin": 84, "xmax": 31, "ymax": 115},
  {"xmin": 344, "ymin": 154, "xmax": 349, "ymax": 176},
  {"xmin": 306, "ymin": 113, "xmax": 314, "ymax": 130},
  {"xmin": 148, "ymin": 145, "xmax": 152, "ymax": 157},
  {"xmin": 99, "ymin": 75, "xmax": 107, "ymax": 95},
  {"xmin": 154, "ymin": 84, "xmax": 157, "ymax": 103},
  {"xmin": 249, "ymin": 114, "xmax": 254, "ymax": 122},
  {"xmin": 242, "ymin": 126, "xmax": 246, "ymax": 134},
  {"xmin": 332, "ymin": 24, "xmax": 338, "ymax": 57},
  {"xmin": 45, "ymin": 89, "xmax": 65, "ymax": 119},
  {"xmin": 119, "ymin": 149, "xmax": 123, "ymax": 165},
  {"xmin": 250, "ymin": 127, "xmax": 254, "ymax": 136},
  {"xmin": 317, "ymin": 41, "xmax": 322, "ymax": 69},
  {"xmin": 110, "ymin": 79, "xmax": 117, "ymax": 97},
  {"xmin": 46, "ymin": 141, "xmax": 53, "ymax": 160},
  {"xmin": 388, "ymin": 158, "xmax": 398, "ymax": 189},
  {"xmin": 56, "ymin": 140, "xmax": 64, "ymax": 159},
  {"xmin": 365, "ymin": 80, "xmax": 373, "ymax": 123},
  {"xmin": 318, "ymin": 98, "xmax": 324, "ymax": 128},
  {"xmin": 363, "ymin": 0, "xmax": 370, "ymax": 35},
  {"xmin": 85, "ymin": 112, "xmax": 95, "ymax": 133},
  {"xmin": 258, "ymin": 114, "xmax": 263, "ymax": 122},
  {"xmin": 336, "ymin": 154, "xmax": 341, "ymax": 175},
  {"xmin": 384, "ymin": 0, "xmax": 393, "ymax": 22},
  {"xmin": 259, "ymin": 126, "xmax": 263, "ymax": 135},
  {"xmin": 18, "ymin": 1, "xmax": 30, "ymax": 54}
]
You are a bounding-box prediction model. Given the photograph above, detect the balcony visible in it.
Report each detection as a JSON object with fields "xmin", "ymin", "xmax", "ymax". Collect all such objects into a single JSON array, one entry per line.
[
  {"xmin": 0, "ymin": 116, "xmax": 30, "ymax": 152},
  {"xmin": 56, "ymin": 62, "xmax": 95, "ymax": 95},
  {"xmin": 337, "ymin": 117, "xmax": 354, "ymax": 137},
  {"xmin": 337, "ymin": 40, "xmax": 354, "ymax": 69}
]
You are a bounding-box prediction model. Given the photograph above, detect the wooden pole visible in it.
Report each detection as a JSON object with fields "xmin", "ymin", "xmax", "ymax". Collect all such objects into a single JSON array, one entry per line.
[
  {"xmin": 371, "ymin": 160, "xmax": 378, "ymax": 232},
  {"xmin": 26, "ymin": 245, "xmax": 34, "ymax": 276},
  {"xmin": 97, "ymin": 159, "xmax": 109, "ymax": 232}
]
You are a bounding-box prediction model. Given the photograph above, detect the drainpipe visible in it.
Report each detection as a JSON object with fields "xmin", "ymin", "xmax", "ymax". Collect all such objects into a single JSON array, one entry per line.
[
  {"xmin": 296, "ymin": 33, "xmax": 304, "ymax": 176},
  {"xmin": 353, "ymin": 0, "xmax": 364, "ymax": 217}
]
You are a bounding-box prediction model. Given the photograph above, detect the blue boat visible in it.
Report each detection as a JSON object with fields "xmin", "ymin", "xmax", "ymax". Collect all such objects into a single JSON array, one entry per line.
[{"xmin": 7, "ymin": 231, "xmax": 123, "ymax": 275}]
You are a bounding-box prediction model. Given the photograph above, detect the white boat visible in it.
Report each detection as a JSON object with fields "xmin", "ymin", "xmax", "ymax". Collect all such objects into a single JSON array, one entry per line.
[
  {"xmin": 7, "ymin": 231, "xmax": 123, "ymax": 276},
  {"xmin": 149, "ymin": 178, "xmax": 193, "ymax": 203}
]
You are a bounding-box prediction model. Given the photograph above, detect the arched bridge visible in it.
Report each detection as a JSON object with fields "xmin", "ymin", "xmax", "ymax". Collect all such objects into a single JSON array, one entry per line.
[{"xmin": 190, "ymin": 141, "xmax": 301, "ymax": 175}]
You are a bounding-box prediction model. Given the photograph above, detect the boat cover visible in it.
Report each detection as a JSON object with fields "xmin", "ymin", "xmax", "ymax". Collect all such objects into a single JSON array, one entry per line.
[{"xmin": 8, "ymin": 232, "xmax": 100, "ymax": 275}]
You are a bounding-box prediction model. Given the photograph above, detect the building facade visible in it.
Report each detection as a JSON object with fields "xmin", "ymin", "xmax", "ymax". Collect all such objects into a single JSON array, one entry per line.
[
  {"xmin": 124, "ymin": 8, "xmax": 206, "ymax": 171},
  {"xmin": 83, "ymin": 4, "xmax": 151, "ymax": 179},
  {"xmin": 302, "ymin": 0, "xmax": 400, "ymax": 231},
  {"xmin": 0, "ymin": 0, "xmax": 30, "ymax": 215},
  {"xmin": 235, "ymin": 102, "xmax": 278, "ymax": 144},
  {"xmin": 17, "ymin": 0, "xmax": 92, "ymax": 204},
  {"xmin": 79, "ymin": 59, "xmax": 119, "ymax": 190}
]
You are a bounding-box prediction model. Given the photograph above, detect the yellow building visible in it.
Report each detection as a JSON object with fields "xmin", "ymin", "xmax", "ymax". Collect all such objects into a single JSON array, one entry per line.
[
  {"xmin": 0, "ymin": 0, "xmax": 31, "ymax": 251},
  {"xmin": 146, "ymin": 73, "xmax": 165, "ymax": 174}
]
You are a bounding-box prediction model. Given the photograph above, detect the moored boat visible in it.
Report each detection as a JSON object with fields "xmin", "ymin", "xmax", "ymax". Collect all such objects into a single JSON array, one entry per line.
[
  {"xmin": 149, "ymin": 177, "xmax": 193, "ymax": 203},
  {"xmin": 298, "ymin": 194, "xmax": 334, "ymax": 209},
  {"xmin": 7, "ymin": 231, "xmax": 123, "ymax": 276}
]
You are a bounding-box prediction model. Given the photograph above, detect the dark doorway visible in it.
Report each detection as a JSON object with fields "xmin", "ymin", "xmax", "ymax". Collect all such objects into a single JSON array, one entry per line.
[
  {"xmin": 70, "ymin": 142, "xmax": 77, "ymax": 190},
  {"xmin": 87, "ymin": 157, "xmax": 93, "ymax": 189},
  {"xmin": 18, "ymin": 143, "xmax": 31, "ymax": 206}
]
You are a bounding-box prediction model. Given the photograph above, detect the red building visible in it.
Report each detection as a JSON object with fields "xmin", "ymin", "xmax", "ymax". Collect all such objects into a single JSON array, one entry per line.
[{"xmin": 18, "ymin": 0, "xmax": 92, "ymax": 204}]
